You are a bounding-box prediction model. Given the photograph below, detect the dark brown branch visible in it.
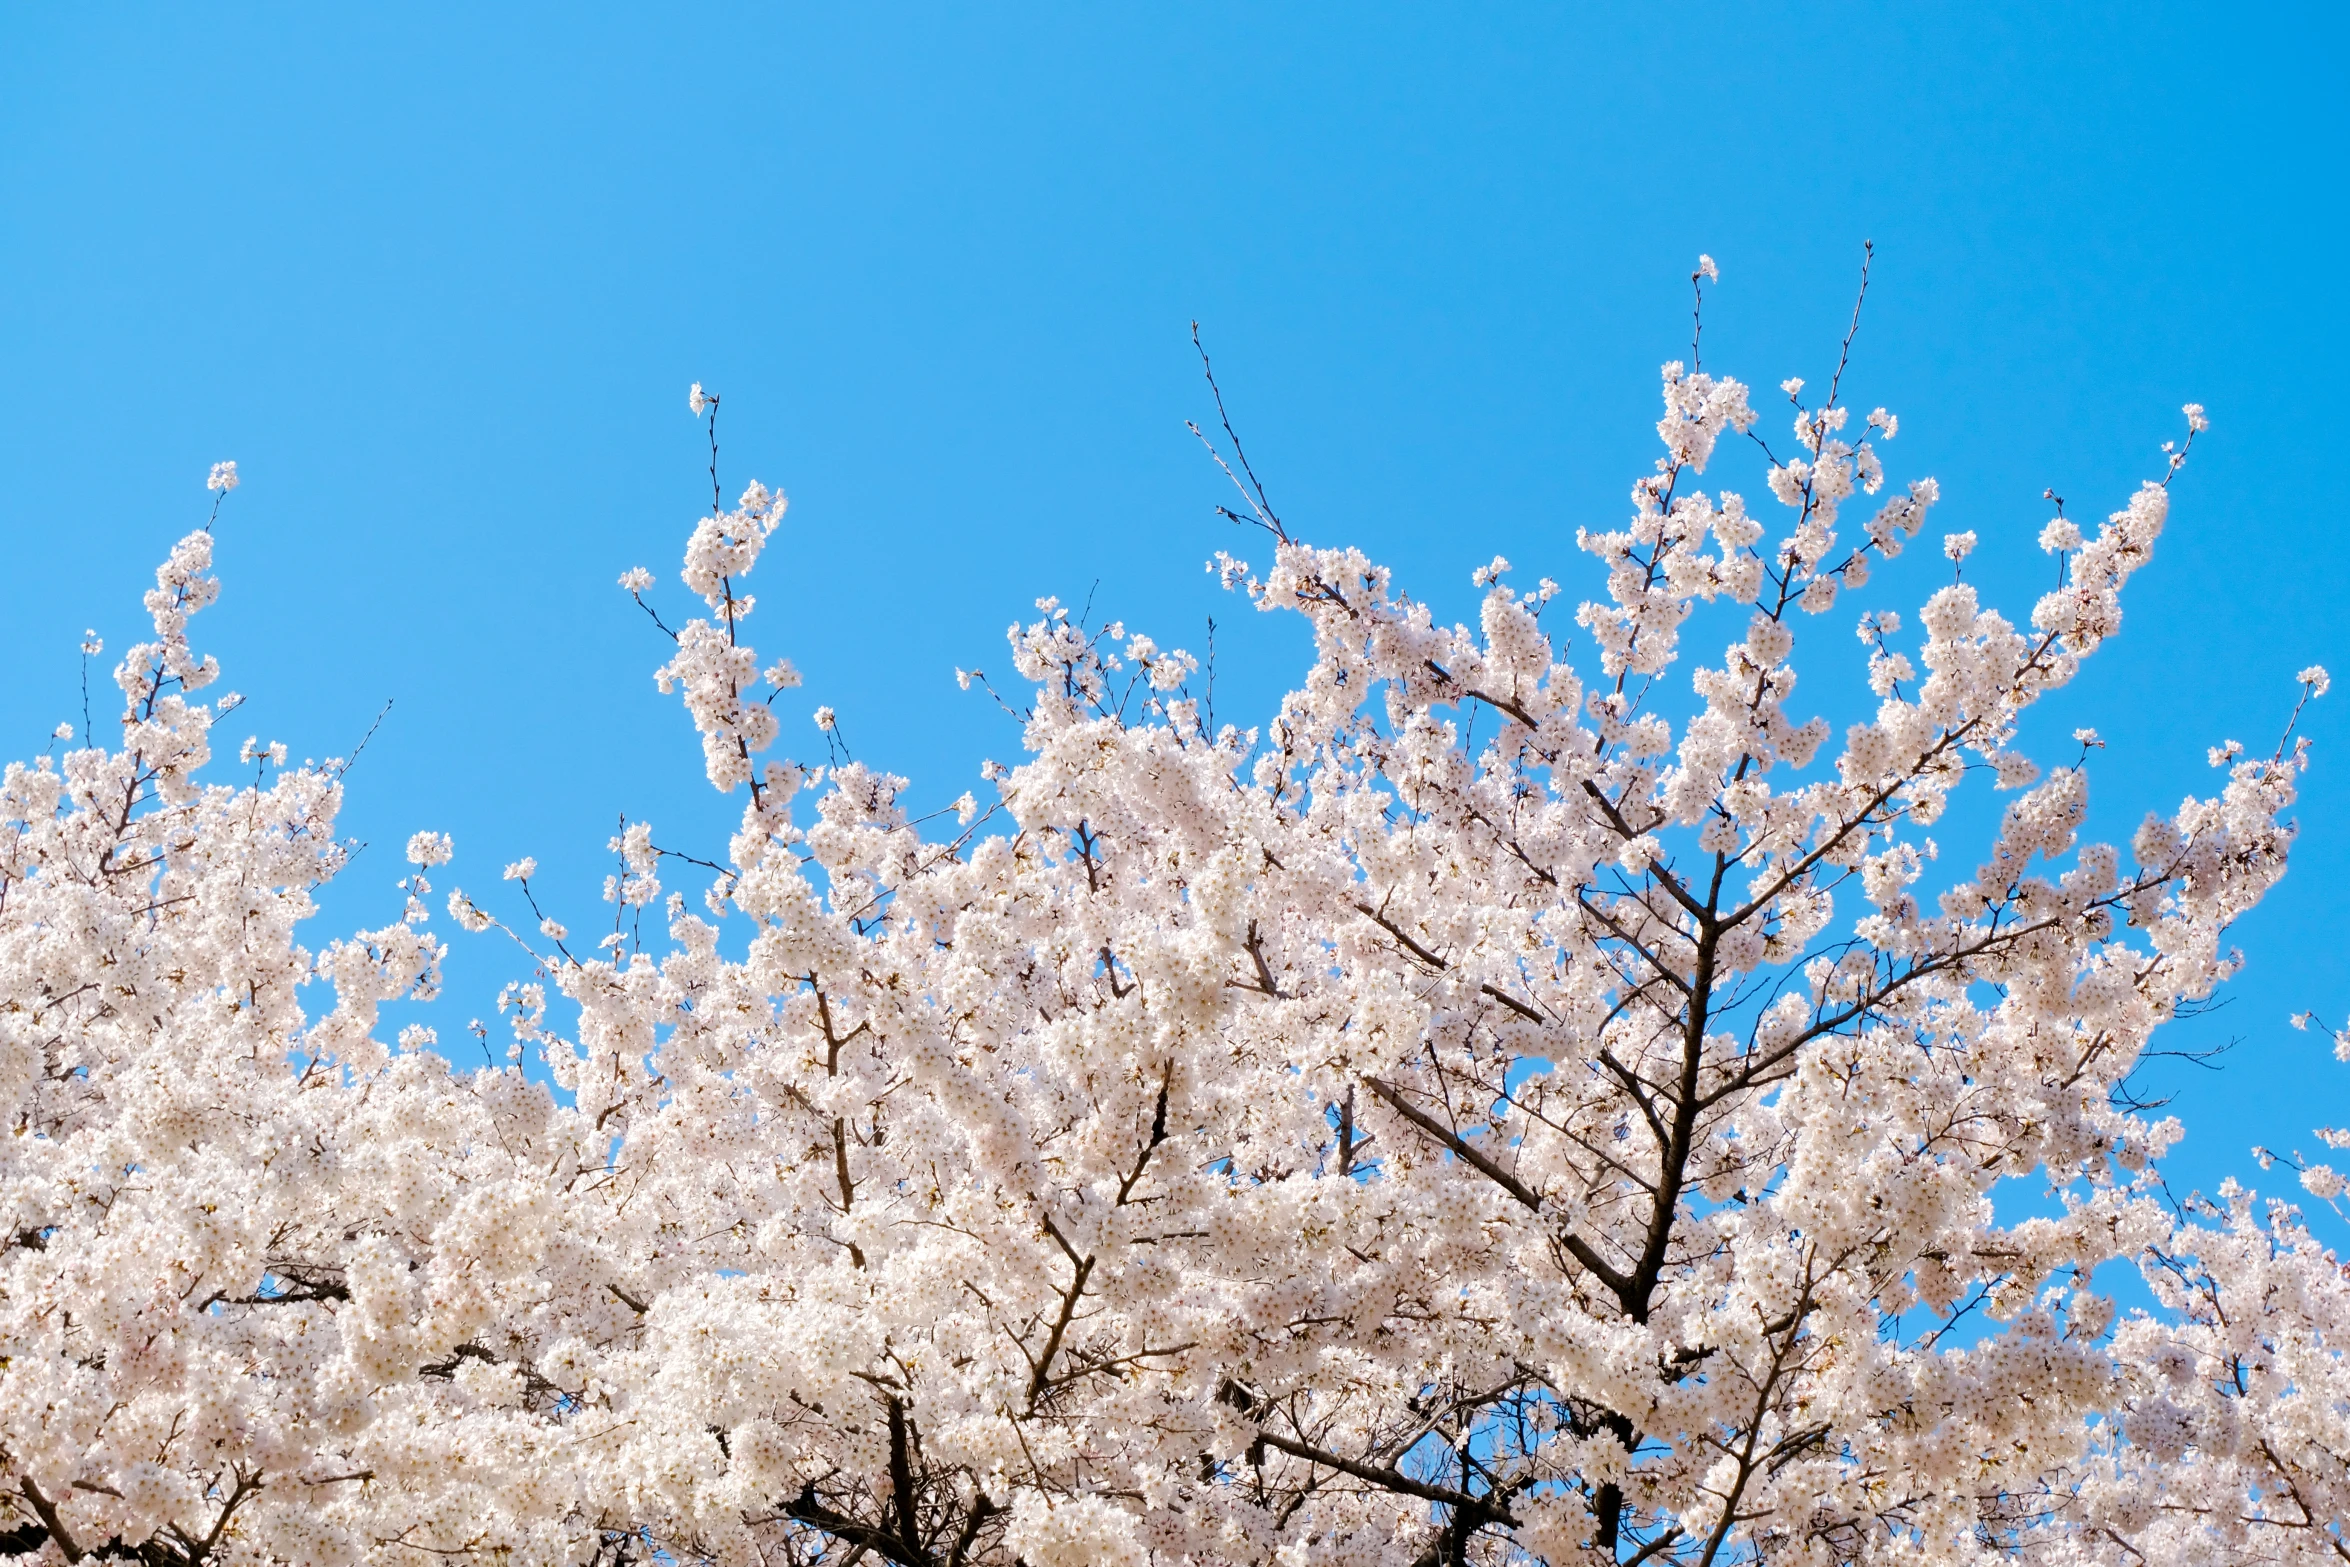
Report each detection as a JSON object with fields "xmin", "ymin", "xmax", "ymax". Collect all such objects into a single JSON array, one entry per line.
[
  {"xmin": 1251, "ymin": 1429, "xmax": 1518, "ymax": 1530},
  {"xmin": 1026, "ymin": 1217, "xmax": 1099, "ymax": 1412},
  {"xmin": 17, "ymin": 1478, "xmax": 82, "ymax": 1564},
  {"xmin": 784, "ymin": 1488, "xmax": 924, "ymax": 1567},
  {"xmin": 1350, "ymin": 900, "xmax": 1550, "ymax": 1022},
  {"xmin": 886, "ymin": 1397, "xmax": 920, "ymax": 1562},
  {"xmin": 1361, "ymin": 1076, "xmax": 1633, "ymax": 1302}
]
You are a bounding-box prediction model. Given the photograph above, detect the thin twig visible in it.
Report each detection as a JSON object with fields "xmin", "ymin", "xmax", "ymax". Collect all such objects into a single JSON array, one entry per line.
[{"xmin": 1188, "ymin": 321, "xmax": 1285, "ymax": 540}]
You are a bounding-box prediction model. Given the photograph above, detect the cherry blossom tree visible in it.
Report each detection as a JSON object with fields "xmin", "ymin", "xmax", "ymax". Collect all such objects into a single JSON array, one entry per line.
[{"xmin": 3, "ymin": 266, "xmax": 2343, "ymax": 1567}]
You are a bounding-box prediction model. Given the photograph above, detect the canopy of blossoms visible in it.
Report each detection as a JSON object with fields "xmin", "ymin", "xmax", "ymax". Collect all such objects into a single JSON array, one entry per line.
[{"xmin": 2, "ymin": 270, "xmax": 2342, "ymax": 1567}]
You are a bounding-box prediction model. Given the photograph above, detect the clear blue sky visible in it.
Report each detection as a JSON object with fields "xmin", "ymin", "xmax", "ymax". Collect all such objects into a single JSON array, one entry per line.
[{"xmin": 2, "ymin": 6, "xmax": 2342, "ymax": 1208}]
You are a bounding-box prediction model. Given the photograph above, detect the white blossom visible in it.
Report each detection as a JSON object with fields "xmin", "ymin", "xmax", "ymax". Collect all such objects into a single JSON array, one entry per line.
[{"xmin": 404, "ymin": 829, "xmax": 454, "ymax": 867}]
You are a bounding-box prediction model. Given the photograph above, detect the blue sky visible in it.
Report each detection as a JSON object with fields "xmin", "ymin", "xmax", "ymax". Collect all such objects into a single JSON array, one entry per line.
[{"xmin": 1, "ymin": 5, "xmax": 2343, "ymax": 1210}]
